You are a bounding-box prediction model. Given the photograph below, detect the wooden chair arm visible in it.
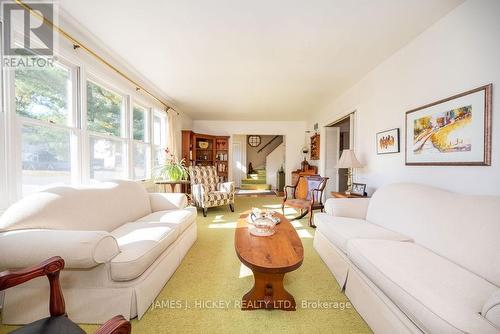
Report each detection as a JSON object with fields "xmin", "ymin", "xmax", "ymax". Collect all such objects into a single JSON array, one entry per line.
[
  {"xmin": 0, "ymin": 256, "xmax": 66, "ymax": 316},
  {"xmin": 95, "ymin": 315, "xmax": 131, "ymax": 334}
]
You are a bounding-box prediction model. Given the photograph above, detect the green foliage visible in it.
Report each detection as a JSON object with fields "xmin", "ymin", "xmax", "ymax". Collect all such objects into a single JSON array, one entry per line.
[
  {"xmin": 154, "ymin": 149, "xmax": 188, "ymax": 181},
  {"xmin": 133, "ymin": 106, "xmax": 145, "ymax": 141},
  {"xmin": 15, "ymin": 65, "xmax": 71, "ymax": 165},
  {"xmin": 15, "ymin": 64, "xmax": 69, "ymax": 124},
  {"xmin": 86, "ymin": 81, "xmax": 122, "ymax": 137}
]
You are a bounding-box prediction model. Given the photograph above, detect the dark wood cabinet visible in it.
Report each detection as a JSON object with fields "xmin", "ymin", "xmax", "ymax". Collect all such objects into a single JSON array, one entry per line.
[{"xmin": 181, "ymin": 130, "xmax": 230, "ymax": 182}]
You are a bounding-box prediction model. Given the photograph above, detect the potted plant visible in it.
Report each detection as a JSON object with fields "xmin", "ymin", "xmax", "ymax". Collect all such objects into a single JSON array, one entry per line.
[{"xmin": 154, "ymin": 148, "xmax": 188, "ymax": 181}]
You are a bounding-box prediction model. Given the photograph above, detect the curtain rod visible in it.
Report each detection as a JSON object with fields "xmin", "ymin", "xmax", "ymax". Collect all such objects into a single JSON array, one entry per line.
[{"xmin": 14, "ymin": 0, "xmax": 178, "ymax": 115}]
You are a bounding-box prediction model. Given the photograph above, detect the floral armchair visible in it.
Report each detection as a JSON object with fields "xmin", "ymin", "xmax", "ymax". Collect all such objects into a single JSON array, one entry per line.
[{"xmin": 189, "ymin": 166, "xmax": 235, "ymax": 217}]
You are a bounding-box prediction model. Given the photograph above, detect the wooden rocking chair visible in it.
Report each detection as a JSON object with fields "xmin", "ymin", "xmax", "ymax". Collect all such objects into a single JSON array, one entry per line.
[
  {"xmin": 0, "ymin": 256, "xmax": 131, "ymax": 334},
  {"xmin": 282, "ymin": 175, "xmax": 328, "ymax": 227}
]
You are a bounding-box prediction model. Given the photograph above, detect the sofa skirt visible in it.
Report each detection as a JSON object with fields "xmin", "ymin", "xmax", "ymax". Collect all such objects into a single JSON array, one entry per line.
[{"xmin": 1, "ymin": 222, "xmax": 197, "ymax": 325}]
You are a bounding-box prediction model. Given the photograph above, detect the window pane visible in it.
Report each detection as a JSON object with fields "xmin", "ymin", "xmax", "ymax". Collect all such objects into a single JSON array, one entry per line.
[
  {"xmin": 133, "ymin": 143, "xmax": 149, "ymax": 180},
  {"xmin": 153, "ymin": 146, "xmax": 166, "ymax": 168},
  {"xmin": 133, "ymin": 105, "xmax": 146, "ymax": 141},
  {"xmin": 153, "ymin": 115, "xmax": 161, "ymax": 145},
  {"xmin": 87, "ymin": 81, "xmax": 123, "ymax": 137},
  {"xmin": 90, "ymin": 136, "xmax": 124, "ymax": 180},
  {"xmin": 153, "ymin": 114, "xmax": 166, "ymax": 146},
  {"xmin": 22, "ymin": 124, "xmax": 71, "ymax": 194},
  {"xmin": 15, "ymin": 63, "xmax": 71, "ymax": 125}
]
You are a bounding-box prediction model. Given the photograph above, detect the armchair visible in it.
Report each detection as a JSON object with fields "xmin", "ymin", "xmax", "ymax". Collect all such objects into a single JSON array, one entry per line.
[
  {"xmin": 189, "ymin": 166, "xmax": 235, "ymax": 217},
  {"xmin": 0, "ymin": 256, "xmax": 131, "ymax": 334},
  {"xmin": 282, "ymin": 175, "xmax": 328, "ymax": 227}
]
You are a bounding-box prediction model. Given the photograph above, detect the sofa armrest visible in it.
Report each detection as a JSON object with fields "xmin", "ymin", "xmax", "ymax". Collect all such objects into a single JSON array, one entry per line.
[
  {"xmin": 149, "ymin": 193, "xmax": 188, "ymax": 211},
  {"xmin": 0, "ymin": 230, "xmax": 119, "ymax": 269},
  {"xmin": 324, "ymin": 198, "xmax": 370, "ymax": 219},
  {"xmin": 218, "ymin": 181, "xmax": 234, "ymax": 193},
  {"xmin": 482, "ymin": 290, "xmax": 500, "ymax": 329},
  {"xmin": 191, "ymin": 184, "xmax": 206, "ymax": 207}
]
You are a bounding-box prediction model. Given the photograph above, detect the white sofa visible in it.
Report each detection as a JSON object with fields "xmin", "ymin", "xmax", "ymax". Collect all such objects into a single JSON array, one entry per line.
[
  {"xmin": 0, "ymin": 180, "xmax": 197, "ymax": 324},
  {"xmin": 314, "ymin": 183, "xmax": 500, "ymax": 334}
]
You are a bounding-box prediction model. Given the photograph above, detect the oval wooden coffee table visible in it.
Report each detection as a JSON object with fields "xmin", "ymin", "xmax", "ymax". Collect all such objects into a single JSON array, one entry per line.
[{"xmin": 235, "ymin": 211, "xmax": 304, "ymax": 311}]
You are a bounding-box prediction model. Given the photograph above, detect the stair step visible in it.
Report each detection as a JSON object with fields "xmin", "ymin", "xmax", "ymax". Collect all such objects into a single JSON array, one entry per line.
[
  {"xmin": 240, "ymin": 184, "xmax": 272, "ymax": 190},
  {"xmin": 241, "ymin": 178, "xmax": 267, "ymax": 185}
]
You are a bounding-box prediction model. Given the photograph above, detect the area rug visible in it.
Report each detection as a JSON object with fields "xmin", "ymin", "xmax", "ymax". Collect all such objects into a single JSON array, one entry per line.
[{"xmin": 0, "ymin": 196, "xmax": 371, "ymax": 334}]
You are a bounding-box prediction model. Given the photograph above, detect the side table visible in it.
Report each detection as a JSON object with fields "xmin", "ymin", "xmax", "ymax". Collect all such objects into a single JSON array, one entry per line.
[{"xmin": 331, "ymin": 191, "xmax": 369, "ymax": 199}]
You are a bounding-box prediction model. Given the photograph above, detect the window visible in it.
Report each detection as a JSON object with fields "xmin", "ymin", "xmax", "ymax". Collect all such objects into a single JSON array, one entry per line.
[
  {"xmin": 15, "ymin": 63, "xmax": 71, "ymax": 125},
  {"xmin": 89, "ymin": 137, "xmax": 125, "ymax": 180},
  {"xmin": 152, "ymin": 111, "xmax": 168, "ymax": 168},
  {"xmin": 133, "ymin": 105, "xmax": 146, "ymax": 141},
  {"xmin": 21, "ymin": 124, "xmax": 72, "ymax": 194},
  {"xmin": 6, "ymin": 44, "xmax": 167, "ymax": 204},
  {"xmin": 86, "ymin": 80, "xmax": 127, "ymax": 181},
  {"xmin": 14, "ymin": 61, "xmax": 76, "ymax": 195},
  {"xmin": 131, "ymin": 104, "xmax": 149, "ymax": 180},
  {"xmin": 86, "ymin": 80, "xmax": 124, "ymax": 137},
  {"xmin": 133, "ymin": 142, "xmax": 148, "ymax": 179}
]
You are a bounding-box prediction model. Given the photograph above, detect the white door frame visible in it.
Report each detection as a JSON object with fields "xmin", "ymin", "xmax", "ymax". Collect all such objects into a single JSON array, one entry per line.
[
  {"xmin": 320, "ymin": 111, "xmax": 357, "ymax": 192},
  {"xmin": 231, "ymin": 141, "xmax": 243, "ymax": 188}
]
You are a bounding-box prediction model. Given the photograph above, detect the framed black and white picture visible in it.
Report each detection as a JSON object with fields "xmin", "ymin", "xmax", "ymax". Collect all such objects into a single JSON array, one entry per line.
[
  {"xmin": 351, "ymin": 183, "xmax": 366, "ymax": 196},
  {"xmin": 376, "ymin": 128, "xmax": 400, "ymax": 154}
]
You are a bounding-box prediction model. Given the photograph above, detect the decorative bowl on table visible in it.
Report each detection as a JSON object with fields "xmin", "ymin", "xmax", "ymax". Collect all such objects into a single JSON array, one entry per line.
[{"xmin": 246, "ymin": 208, "xmax": 281, "ymax": 237}]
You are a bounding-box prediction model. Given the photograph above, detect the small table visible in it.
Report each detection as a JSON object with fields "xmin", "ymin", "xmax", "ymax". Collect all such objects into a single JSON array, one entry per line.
[
  {"xmin": 155, "ymin": 180, "xmax": 190, "ymax": 193},
  {"xmin": 331, "ymin": 191, "xmax": 369, "ymax": 198},
  {"xmin": 234, "ymin": 211, "xmax": 304, "ymax": 311}
]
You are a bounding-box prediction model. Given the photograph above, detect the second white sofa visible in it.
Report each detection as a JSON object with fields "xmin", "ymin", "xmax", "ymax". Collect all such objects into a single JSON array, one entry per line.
[
  {"xmin": 314, "ymin": 183, "xmax": 500, "ymax": 334},
  {"xmin": 0, "ymin": 180, "xmax": 197, "ymax": 324}
]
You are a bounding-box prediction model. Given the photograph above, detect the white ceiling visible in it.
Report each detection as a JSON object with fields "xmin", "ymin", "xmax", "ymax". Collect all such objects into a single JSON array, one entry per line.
[{"xmin": 58, "ymin": 0, "xmax": 463, "ymax": 121}]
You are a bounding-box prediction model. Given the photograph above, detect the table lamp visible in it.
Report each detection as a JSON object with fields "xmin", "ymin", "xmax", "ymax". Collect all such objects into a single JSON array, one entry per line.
[{"xmin": 336, "ymin": 149, "xmax": 363, "ymax": 194}]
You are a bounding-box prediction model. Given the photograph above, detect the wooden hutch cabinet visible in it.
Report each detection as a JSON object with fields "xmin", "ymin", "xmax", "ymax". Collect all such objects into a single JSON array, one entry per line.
[{"xmin": 181, "ymin": 130, "xmax": 230, "ymax": 182}]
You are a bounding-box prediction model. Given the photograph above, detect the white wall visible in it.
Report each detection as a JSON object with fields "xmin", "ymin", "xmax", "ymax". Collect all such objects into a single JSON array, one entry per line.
[
  {"xmin": 309, "ymin": 0, "xmax": 500, "ymax": 196},
  {"xmin": 192, "ymin": 120, "xmax": 308, "ymax": 186},
  {"xmin": 231, "ymin": 135, "xmax": 247, "ymax": 187},
  {"xmin": 266, "ymin": 143, "xmax": 285, "ymax": 190}
]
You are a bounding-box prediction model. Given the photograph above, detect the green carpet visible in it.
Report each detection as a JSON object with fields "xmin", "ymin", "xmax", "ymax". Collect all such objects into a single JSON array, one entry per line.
[{"xmin": 0, "ymin": 196, "xmax": 371, "ymax": 334}]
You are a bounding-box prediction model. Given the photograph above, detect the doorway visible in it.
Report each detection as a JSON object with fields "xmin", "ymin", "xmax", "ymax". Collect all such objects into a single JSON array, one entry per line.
[
  {"xmin": 324, "ymin": 114, "xmax": 353, "ymax": 197},
  {"xmin": 232, "ymin": 141, "xmax": 243, "ymax": 188}
]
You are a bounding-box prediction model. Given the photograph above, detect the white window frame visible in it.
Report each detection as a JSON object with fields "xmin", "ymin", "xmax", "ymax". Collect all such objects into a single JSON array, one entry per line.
[
  {"xmin": 1, "ymin": 28, "xmax": 169, "ymax": 208},
  {"xmin": 130, "ymin": 102, "xmax": 151, "ymax": 180},
  {"xmin": 151, "ymin": 109, "xmax": 169, "ymax": 181},
  {"xmin": 84, "ymin": 76, "xmax": 129, "ymax": 182},
  {"xmin": 9, "ymin": 54, "xmax": 81, "ymax": 197}
]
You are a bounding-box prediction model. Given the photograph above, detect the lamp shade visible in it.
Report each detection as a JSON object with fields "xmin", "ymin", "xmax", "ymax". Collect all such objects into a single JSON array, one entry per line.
[{"xmin": 336, "ymin": 149, "xmax": 363, "ymax": 168}]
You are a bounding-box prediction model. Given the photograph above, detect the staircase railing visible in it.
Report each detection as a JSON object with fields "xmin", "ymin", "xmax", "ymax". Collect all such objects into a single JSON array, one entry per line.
[{"xmin": 257, "ymin": 135, "xmax": 281, "ymax": 153}]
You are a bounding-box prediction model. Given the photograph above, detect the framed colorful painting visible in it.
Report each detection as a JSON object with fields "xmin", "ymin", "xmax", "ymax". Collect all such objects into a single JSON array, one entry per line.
[
  {"xmin": 405, "ymin": 84, "xmax": 492, "ymax": 166},
  {"xmin": 376, "ymin": 128, "xmax": 400, "ymax": 154}
]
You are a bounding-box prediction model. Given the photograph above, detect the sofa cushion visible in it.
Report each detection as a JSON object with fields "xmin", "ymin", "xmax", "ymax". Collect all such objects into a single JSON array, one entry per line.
[
  {"xmin": 0, "ymin": 180, "xmax": 152, "ymax": 232},
  {"xmin": 314, "ymin": 213, "xmax": 412, "ymax": 253},
  {"xmin": 110, "ymin": 222, "xmax": 178, "ymax": 281},
  {"xmin": 366, "ymin": 183, "xmax": 500, "ymax": 286},
  {"xmin": 347, "ymin": 239, "xmax": 499, "ymax": 334},
  {"xmin": 149, "ymin": 193, "xmax": 188, "ymax": 212},
  {"xmin": 135, "ymin": 207, "xmax": 197, "ymax": 234}
]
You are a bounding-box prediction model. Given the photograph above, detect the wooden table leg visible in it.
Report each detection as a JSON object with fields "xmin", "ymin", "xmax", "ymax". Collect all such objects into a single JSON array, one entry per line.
[{"xmin": 242, "ymin": 271, "xmax": 296, "ymax": 311}]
